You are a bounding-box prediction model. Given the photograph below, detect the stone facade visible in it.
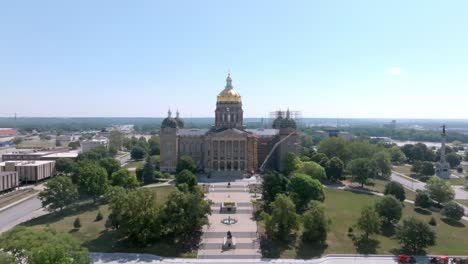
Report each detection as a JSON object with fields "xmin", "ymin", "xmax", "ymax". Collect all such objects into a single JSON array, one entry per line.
[
  {"xmin": 436, "ymin": 125, "xmax": 451, "ymax": 178},
  {"xmin": 160, "ymin": 74, "xmax": 300, "ymax": 176}
]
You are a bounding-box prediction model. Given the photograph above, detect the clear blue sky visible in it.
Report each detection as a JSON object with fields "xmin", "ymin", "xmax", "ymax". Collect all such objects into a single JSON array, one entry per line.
[{"xmin": 1, "ymin": 0, "xmax": 467, "ymax": 119}]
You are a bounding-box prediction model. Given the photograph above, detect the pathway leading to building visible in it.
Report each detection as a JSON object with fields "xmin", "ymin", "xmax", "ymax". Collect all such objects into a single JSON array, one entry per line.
[
  {"xmin": 198, "ymin": 178, "xmax": 261, "ymax": 259},
  {"xmin": 391, "ymin": 171, "xmax": 468, "ymax": 215}
]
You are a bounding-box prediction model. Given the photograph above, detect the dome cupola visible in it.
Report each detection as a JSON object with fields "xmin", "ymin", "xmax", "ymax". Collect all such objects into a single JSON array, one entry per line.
[
  {"xmin": 161, "ymin": 109, "xmax": 178, "ymax": 128},
  {"xmin": 217, "ymin": 73, "xmax": 241, "ymax": 103}
]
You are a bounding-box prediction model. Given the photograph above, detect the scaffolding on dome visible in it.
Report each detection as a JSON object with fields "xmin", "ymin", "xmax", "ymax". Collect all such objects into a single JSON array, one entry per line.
[{"xmin": 267, "ymin": 110, "xmax": 302, "ymax": 127}]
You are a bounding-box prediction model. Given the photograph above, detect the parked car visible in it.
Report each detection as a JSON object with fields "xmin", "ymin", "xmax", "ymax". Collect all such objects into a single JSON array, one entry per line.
[
  {"xmin": 398, "ymin": 255, "xmax": 416, "ymax": 263},
  {"xmin": 429, "ymin": 256, "xmax": 449, "ymax": 264}
]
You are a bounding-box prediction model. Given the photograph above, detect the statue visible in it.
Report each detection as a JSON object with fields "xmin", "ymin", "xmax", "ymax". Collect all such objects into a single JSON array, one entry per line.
[{"xmin": 227, "ymin": 230, "xmax": 232, "ymax": 239}]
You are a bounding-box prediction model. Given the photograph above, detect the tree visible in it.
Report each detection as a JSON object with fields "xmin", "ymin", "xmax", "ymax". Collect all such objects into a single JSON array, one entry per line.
[
  {"xmin": 414, "ymin": 190, "xmax": 432, "ymax": 208},
  {"xmin": 326, "ymin": 157, "xmax": 344, "ymax": 181},
  {"xmin": 110, "ymin": 169, "xmax": 139, "ymax": 189},
  {"xmin": 109, "ymin": 131, "xmax": 123, "ymax": 152},
  {"xmin": 175, "ymin": 169, "xmax": 198, "ymax": 190},
  {"xmin": 68, "ymin": 141, "xmax": 80, "ymax": 150},
  {"xmin": 395, "ymin": 217, "xmax": 436, "ymax": 254},
  {"xmin": 317, "ymin": 137, "xmax": 351, "ymax": 163},
  {"xmin": 261, "ymin": 194, "xmax": 299, "ymax": 239},
  {"xmin": 105, "ymin": 186, "xmax": 128, "ymax": 230},
  {"xmin": 282, "ymin": 152, "xmax": 302, "ymax": 175},
  {"xmin": 142, "ymin": 156, "xmax": 155, "ymax": 184},
  {"xmin": 55, "ymin": 158, "xmax": 76, "ymax": 175},
  {"xmin": 107, "ymin": 188, "xmax": 163, "ymax": 246},
  {"xmin": 375, "ymin": 195, "xmax": 402, "ymax": 225},
  {"xmin": 356, "ymin": 206, "xmax": 380, "ymax": 240},
  {"xmin": 130, "ymin": 146, "xmax": 146, "ymax": 160},
  {"xmin": 0, "ymin": 251, "xmax": 14, "ymax": 264},
  {"xmin": 262, "ymin": 171, "xmax": 289, "ymax": 206},
  {"xmin": 384, "ymin": 181, "xmax": 406, "ymax": 202},
  {"xmin": 0, "ymin": 226, "xmax": 90, "ymax": 264},
  {"xmin": 374, "ymin": 151, "xmax": 392, "ymax": 178},
  {"xmin": 148, "ymin": 135, "xmax": 161, "ymax": 155},
  {"xmin": 425, "ymin": 176, "xmax": 455, "ymax": 204},
  {"xmin": 73, "ymin": 217, "xmax": 81, "ymax": 229},
  {"xmin": 300, "ymin": 161, "xmax": 326, "ymax": 180},
  {"xmin": 38, "ymin": 176, "xmax": 78, "ymax": 212},
  {"xmin": 163, "ymin": 188, "xmax": 211, "ymax": 238},
  {"xmin": 441, "ymin": 201, "xmax": 464, "ymax": 221},
  {"xmin": 302, "ymin": 201, "xmax": 330, "ymax": 244},
  {"xmin": 74, "ymin": 162, "xmax": 109, "ymax": 202},
  {"xmin": 311, "ymin": 152, "xmax": 329, "ymax": 168},
  {"xmin": 419, "ymin": 161, "xmax": 435, "ymax": 176},
  {"xmin": 446, "ymin": 153, "xmax": 462, "ymax": 168},
  {"xmin": 99, "ymin": 157, "xmax": 120, "ymax": 178},
  {"xmin": 389, "ymin": 146, "xmax": 407, "ymax": 164},
  {"xmin": 287, "ymin": 173, "xmax": 325, "ymax": 212},
  {"xmin": 77, "ymin": 146, "xmax": 110, "ymax": 161},
  {"xmin": 347, "ymin": 158, "xmax": 378, "ymax": 188},
  {"xmin": 464, "ymin": 150, "xmax": 468, "ymax": 162},
  {"xmin": 176, "ymin": 155, "xmax": 197, "ymax": 173}
]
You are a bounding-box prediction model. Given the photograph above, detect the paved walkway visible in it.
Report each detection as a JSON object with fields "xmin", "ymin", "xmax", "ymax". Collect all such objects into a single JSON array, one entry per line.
[
  {"xmin": 391, "ymin": 172, "xmax": 468, "ymax": 215},
  {"xmin": 198, "ymin": 179, "xmax": 261, "ymax": 259}
]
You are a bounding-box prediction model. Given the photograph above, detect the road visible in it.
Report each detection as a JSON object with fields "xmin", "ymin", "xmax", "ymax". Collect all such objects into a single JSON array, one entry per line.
[
  {"xmin": 390, "ymin": 172, "xmax": 468, "ymax": 215},
  {"xmin": 91, "ymin": 253, "xmax": 447, "ymax": 264},
  {"xmin": 0, "ymin": 196, "xmax": 47, "ymax": 233}
]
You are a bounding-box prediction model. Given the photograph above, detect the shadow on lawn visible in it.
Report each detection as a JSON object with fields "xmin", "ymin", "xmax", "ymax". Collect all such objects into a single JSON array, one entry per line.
[
  {"xmin": 296, "ymin": 240, "xmax": 328, "ymax": 259},
  {"xmin": 22, "ymin": 201, "xmax": 100, "ymax": 227},
  {"xmin": 351, "ymin": 235, "xmax": 380, "ymax": 254},
  {"xmin": 441, "ymin": 218, "xmax": 466, "ymax": 228},
  {"xmin": 260, "ymin": 233, "xmax": 297, "ymax": 258},
  {"xmin": 84, "ymin": 229, "xmax": 202, "ymax": 257},
  {"xmin": 414, "ymin": 207, "xmax": 432, "ymax": 215}
]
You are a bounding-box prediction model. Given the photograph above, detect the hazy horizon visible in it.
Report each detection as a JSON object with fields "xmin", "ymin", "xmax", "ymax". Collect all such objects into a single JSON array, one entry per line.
[{"xmin": 1, "ymin": 1, "xmax": 467, "ymax": 119}]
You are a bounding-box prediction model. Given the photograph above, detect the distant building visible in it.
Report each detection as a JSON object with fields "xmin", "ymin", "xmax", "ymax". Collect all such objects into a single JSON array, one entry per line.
[
  {"xmin": 0, "ymin": 128, "xmax": 17, "ymax": 138},
  {"xmin": 317, "ymin": 129, "xmax": 353, "ymax": 140},
  {"xmin": 81, "ymin": 139, "xmax": 108, "ymax": 153},
  {"xmin": 0, "ymin": 171, "xmax": 19, "ymax": 193},
  {"xmin": 0, "ymin": 160, "xmax": 56, "ymax": 183},
  {"xmin": 2, "ymin": 149, "xmax": 78, "ymax": 162},
  {"xmin": 160, "ymin": 74, "xmax": 300, "ymax": 176}
]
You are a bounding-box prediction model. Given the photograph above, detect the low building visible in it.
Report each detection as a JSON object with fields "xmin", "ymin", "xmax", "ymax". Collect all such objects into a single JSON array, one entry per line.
[
  {"xmin": 2, "ymin": 149, "xmax": 77, "ymax": 162},
  {"xmin": 0, "ymin": 128, "xmax": 17, "ymax": 138},
  {"xmin": 317, "ymin": 129, "xmax": 353, "ymax": 140},
  {"xmin": 81, "ymin": 139, "xmax": 108, "ymax": 153},
  {"xmin": 0, "ymin": 171, "xmax": 19, "ymax": 193},
  {"xmin": 0, "ymin": 160, "xmax": 56, "ymax": 183}
]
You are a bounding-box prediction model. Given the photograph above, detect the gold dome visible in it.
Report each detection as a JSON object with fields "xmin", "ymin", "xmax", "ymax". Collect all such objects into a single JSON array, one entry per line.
[{"xmin": 217, "ymin": 73, "xmax": 241, "ymax": 103}]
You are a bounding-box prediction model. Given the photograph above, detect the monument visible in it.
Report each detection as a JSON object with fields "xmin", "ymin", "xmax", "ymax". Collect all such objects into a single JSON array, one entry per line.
[{"xmin": 435, "ymin": 125, "xmax": 451, "ymax": 178}]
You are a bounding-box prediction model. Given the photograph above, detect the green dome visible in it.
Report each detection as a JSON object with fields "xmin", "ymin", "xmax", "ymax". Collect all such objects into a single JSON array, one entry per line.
[{"xmin": 161, "ymin": 117, "xmax": 178, "ymax": 128}]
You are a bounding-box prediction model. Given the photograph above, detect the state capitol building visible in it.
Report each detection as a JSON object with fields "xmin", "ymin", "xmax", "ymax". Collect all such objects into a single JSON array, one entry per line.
[{"xmin": 160, "ymin": 74, "xmax": 300, "ymax": 177}]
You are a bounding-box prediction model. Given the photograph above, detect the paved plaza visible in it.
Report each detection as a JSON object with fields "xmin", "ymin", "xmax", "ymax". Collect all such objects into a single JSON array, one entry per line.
[{"xmin": 197, "ymin": 178, "xmax": 261, "ymax": 259}]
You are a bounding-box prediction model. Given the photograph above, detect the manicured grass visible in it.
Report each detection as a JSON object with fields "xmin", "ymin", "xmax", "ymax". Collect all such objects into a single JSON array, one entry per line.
[
  {"xmin": 393, "ymin": 165, "xmax": 412, "ymax": 176},
  {"xmin": 20, "ymin": 186, "xmax": 187, "ymax": 257},
  {"xmin": 448, "ymin": 177, "xmax": 467, "ymax": 186},
  {"xmin": 123, "ymin": 160, "xmax": 145, "ymax": 169},
  {"xmin": 260, "ymin": 188, "xmax": 468, "ymax": 258},
  {"xmin": 344, "ymin": 179, "xmax": 416, "ymax": 201}
]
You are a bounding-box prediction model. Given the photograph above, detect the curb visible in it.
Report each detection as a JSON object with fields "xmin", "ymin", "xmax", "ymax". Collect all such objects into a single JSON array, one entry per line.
[{"xmin": 0, "ymin": 192, "xmax": 39, "ymax": 213}]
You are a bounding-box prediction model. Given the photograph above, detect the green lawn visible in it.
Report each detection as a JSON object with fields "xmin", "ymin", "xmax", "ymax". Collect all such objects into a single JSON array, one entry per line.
[
  {"xmin": 260, "ymin": 188, "xmax": 468, "ymax": 258},
  {"xmin": 392, "ymin": 165, "xmax": 412, "ymax": 176},
  {"xmin": 448, "ymin": 177, "xmax": 467, "ymax": 186},
  {"xmin": 344, "ymin": 179, "xmax": 416, "ymax": 201},
  {"xmin": 20, "ymin": 186, "xmax": 188, "ymax": 257}
]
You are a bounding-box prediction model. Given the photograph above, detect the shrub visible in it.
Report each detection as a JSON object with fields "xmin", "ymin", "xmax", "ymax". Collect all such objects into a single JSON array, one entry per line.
[
  {"xmin": 415, "ymin": 190, "xmax": 431, "ymax": 208},
  {"xmin": 96, "ymin": 211, "xmax": 104, "ymax": 221},
  {"xmin": 73, "ymin": 217, "xmax": 81, "ymax": 229},
  {"xmin": 428, "ymin": 217, "xmax": 437, "ymax": 226},
  {"xmin": 441, "ymin": 201, "xmax": 464, "ymax": 221},
  {"xmin": 348, "ymin": 227, "xmax": 353, "ymax": 233}
]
